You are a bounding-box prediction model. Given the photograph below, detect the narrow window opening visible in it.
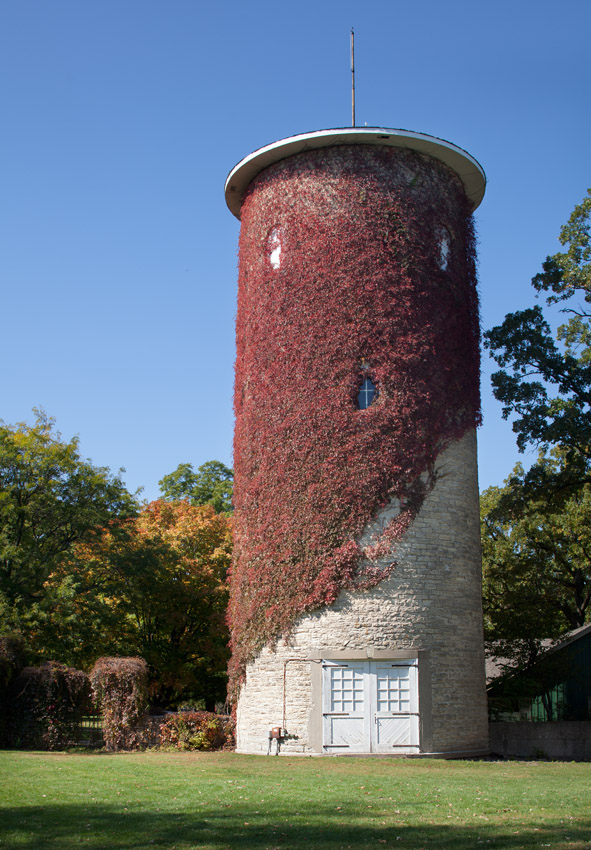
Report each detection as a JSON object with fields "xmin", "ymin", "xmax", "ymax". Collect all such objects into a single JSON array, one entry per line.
[
  {"xmin": 266, "ymin": 226, "xmax": 283, "ymax": 270},
  {"xmin": 438, "ymin": 227, "xmax": 451, "ymax": 271},
  {"xmin": 358, "ymin": 377, "xmax": 378, "ymax": 410}
]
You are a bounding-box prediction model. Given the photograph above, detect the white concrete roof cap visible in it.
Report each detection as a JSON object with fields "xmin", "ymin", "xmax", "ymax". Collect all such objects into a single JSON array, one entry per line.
[{"xmin": 225, "ymin": 127, "xmax": 486, "ymax": 219}]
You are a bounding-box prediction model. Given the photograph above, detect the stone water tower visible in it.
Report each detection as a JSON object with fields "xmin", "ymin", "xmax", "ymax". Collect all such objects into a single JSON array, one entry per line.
[{"xmin": 225, "ymin": 127, "xmax": 488, "ymax": 756}]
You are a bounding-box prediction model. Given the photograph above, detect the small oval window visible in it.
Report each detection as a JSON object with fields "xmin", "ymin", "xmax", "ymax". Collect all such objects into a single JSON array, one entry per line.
[
  {"xmin": 438, "ymin": 227, "xmax": 451, "ymax": 271},
  {"xmin": 358, "ymin": 377, "xmax": 378, "ymax": 410},
  {"xmin": 266, "ymin": 226, "xmax": 283, "ymax": 270}
]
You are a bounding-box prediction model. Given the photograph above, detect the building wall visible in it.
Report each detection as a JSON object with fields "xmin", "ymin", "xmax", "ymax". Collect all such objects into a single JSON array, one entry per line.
[
  {"xmin": 489, "ymin": 721, "xmax": 591, "ymax": 761},
  {"xmin": 236, "ymin": 430, "xmax": 488, "ymax": 755}
]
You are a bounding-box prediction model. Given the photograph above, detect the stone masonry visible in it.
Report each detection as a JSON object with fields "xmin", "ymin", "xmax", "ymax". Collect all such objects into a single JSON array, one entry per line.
[{"xmin": 236, "ymin": 430, "xmax": 489, "ymax": 755}]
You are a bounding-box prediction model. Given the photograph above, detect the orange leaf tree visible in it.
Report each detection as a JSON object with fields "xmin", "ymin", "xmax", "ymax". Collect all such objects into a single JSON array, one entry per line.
[{"xmin": 65, "ymin": 500, "xmax": 232, "ymax": 708}]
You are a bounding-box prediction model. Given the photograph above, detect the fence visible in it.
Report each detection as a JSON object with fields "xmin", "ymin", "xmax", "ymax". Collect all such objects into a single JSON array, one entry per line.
[
  {"xmin": 75, "ymin": 715, "xmax": 104, "ymax": 748},
  {"xmin": 71, "ymin": 714, "xmax": 167, "ymax": 749}
]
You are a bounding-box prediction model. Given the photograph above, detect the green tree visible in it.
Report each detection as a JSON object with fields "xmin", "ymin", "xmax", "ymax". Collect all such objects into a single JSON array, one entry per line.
[
  {"xmin": 0, "ymin": 410, "xmax": 137, "ymax": 648},
  {"xmin": 484, "ymin": 188, "xmax": 591, "ymax": 475},
  {"xmin": 159, "ymin": 460, "xmax": 233, "ymax": 513},
  {"xmin": 483, "ymin": 190, "xmax": 591, "ymax": 668},
  {"xmin": 481, "ymin": 455, "xmax": 591, "ymax": 668}
]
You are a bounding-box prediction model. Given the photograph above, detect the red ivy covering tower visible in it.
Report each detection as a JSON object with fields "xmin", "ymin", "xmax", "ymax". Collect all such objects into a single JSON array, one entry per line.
[{"xmin": 227, "ymin": 139, "xmax": 482, "ymax": 697}]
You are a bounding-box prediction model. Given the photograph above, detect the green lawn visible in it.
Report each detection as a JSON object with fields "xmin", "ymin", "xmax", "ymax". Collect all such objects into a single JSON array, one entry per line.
[{"xmin": 1, "ymin": 751, "xmax": 590, "ymax": 850}]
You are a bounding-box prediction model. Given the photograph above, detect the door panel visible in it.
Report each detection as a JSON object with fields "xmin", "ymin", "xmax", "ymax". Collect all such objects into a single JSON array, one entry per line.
[
  {"xmin": 323, "ymin": 659, "xmax": 419, "ymax": 753},
  {"xmin": 322, "ymin": 661, "xmax": 369, "ymax": 753},
  {"xmin": 372, "ymin": 662, "xmax": 419, "ymax": 753},
  {"xmin": 375, "ymin": 714, "xmax": 411, "ymax": 747},
  {"xmin": 326, "ymin": 716, "xmax": 365, "ymax": 748}
]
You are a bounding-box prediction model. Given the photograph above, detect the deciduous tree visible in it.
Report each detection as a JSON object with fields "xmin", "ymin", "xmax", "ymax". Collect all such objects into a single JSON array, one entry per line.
[
  {"xmin": 483, "ymin": 189, "xmax": 591, "ymax": 669},
  {"xmin": 68, "ymin": 501, "xmax": 232, "ymax": 707},
  {"xmin": 0, "ymin": 410, "xmax": 136, "ymax": 645},
  {"xmin": 481, "ymin": 455, "xmax": 591, "ymax": 669},
  {"xmin": 485, "ymin": 188, "xmax": 591, "ymax": 472},
  {"xmin": 159, "ymin": 460, "xmax": 233, "ymax": 514}
]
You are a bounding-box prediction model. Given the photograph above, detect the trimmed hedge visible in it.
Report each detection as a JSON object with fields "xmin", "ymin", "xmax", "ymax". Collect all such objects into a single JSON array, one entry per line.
[
  {"xmin": 7, "ymin": 661, "xmax": 91, "ymax": 749},
  {"xmin": 90, "ymin": 657, "xmax": 149, "ymax": 751}
]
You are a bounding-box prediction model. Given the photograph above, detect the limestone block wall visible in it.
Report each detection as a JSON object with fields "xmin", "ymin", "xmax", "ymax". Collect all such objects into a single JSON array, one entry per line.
[{"xmin": 236, "ymin": 430, "xmax": 488, "ymax": 755}]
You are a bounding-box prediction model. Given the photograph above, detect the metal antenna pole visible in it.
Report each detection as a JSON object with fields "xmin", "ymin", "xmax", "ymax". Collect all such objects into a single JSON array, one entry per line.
[{"xmin": 351, "ymin": 28, "xmax": 355, "ymax": 127}]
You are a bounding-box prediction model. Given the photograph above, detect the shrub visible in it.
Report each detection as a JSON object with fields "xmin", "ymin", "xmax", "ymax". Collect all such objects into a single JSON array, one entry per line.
[
  {"xmin": 8, "ymin": 661, "xmax": 91, "ymax": 749},
  {"xmin": 0, "ymin": 635, "xmax": 25, "ymax": 746},
  {"xmin": 158, "ymin": 711, "xmax": 235, "ymax": 751},
  {"xmin": 90, "ymin": 657, "xmax": 149, "ymax": 751},
  {"xmin": 0, "ymin": 635, "xmax": 25, "ymax": 683}
]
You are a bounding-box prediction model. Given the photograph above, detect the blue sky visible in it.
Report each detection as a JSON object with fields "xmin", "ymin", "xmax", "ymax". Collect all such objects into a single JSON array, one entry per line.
[{"xmin": 1, "ymin": 0, "xmax": 589, "ymax": 501}]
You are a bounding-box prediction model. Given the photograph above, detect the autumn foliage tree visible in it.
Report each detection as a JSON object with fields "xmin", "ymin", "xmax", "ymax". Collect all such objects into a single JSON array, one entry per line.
[
  {"xmin": 0, "ymin": 411, "xmax": 232, "ymax": 707},
  {"xmin": 68, "ymin": 500, "xmax": 232, "ymax": 707}
]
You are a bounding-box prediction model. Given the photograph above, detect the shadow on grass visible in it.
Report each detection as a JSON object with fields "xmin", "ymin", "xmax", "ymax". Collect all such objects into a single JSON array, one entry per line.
[{"xmin": 1, "ymin": 804, "xmax": 590, "ymax": 850}]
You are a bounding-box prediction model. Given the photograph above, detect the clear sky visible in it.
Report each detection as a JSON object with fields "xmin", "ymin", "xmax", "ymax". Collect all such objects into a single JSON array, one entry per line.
[{"xmin": 1, "ymin": 0, "xmax": 589, "ymax": 501}]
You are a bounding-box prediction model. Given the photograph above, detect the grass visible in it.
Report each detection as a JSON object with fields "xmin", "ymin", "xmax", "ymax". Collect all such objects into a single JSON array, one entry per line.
[{"xmin": 1, "ymin": 751, "xmax": 590, "ymax": 850}]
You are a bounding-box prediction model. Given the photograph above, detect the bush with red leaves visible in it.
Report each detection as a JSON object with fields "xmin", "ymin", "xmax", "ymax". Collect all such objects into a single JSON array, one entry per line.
[
  {"xmin": 90, "ymin": 657, "xmax": 149, "ymax": 751},
  {"xmin": 8, "ymin": 661, "xmax": 91, "ymax": 749},
  {"xmin": 158, "ymin": 710, "xmax": 235, "ymax": 751}
]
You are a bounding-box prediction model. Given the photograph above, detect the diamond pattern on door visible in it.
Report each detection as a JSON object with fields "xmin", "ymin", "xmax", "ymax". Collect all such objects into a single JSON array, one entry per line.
[
  {"xmin": 326, "ymin": 716, "xmax": 365, "ymax": 747},
  {"xmin": 323, "ymin": 659, "xmax": 419, "ymax": 753},
  {"xmin": 376, "ymin": 715, "xmax": 411, "ymax": 747}
]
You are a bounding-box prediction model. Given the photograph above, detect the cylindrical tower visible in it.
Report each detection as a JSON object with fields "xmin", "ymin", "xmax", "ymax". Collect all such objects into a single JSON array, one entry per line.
[{"xmin": 225, "ymin": 128, "xmax": 488, "ymax": 756}]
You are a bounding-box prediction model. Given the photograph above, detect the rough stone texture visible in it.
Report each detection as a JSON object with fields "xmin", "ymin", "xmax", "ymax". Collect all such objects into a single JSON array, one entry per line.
[{"xmin": 236, "ymin": 430, "xmax": 489, "ymax": 755}]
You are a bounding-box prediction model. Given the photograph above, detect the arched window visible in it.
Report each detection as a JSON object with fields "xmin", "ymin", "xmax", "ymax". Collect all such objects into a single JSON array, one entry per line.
[
  {"xmin": 358, "ymin": 377, "xmax": 378, "ymax": 410},
  {"xmin": 266, "ymin": 226, "xmax": 283, "ymax": 270},
  {"xmin": 438, "ymin": 226, "xmax": 452, "ymax": 271}
]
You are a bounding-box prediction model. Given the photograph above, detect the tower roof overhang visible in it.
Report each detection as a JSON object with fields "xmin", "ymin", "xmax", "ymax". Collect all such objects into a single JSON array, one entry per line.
[{"xmin": 225, "ymin": 127, "xmax": 486, "ymax": 219}]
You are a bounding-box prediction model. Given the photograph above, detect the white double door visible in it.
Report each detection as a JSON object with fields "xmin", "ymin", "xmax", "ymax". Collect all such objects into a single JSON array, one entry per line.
[{"xmin": 322, "ymin": 659, "xmax": 419, "ymax": 754}]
